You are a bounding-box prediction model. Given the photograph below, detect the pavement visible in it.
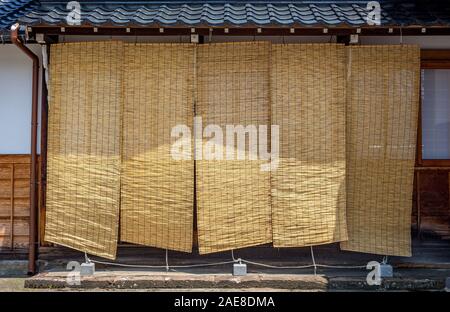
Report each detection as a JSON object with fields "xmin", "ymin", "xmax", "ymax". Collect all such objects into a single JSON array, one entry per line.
[{"xmin": 0, "ymin": 278, "xmax": 31, "ymax": 292}]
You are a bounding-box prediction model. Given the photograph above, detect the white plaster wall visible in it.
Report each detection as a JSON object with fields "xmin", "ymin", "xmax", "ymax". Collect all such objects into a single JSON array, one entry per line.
[
  {"xmin": 0, "ymin": 44, "xmax": 42, "ymax": 154},
  {"xmin": 61, "ymin": 35, "xmax": 191, "ymax": 43},
  {"xmin": 61, "ymin": 34, "xmax": 450, "ymax": 46},
  {"xmin": 360, "ymin": 36, "xmax": 450, "ymax": 48},
  {"xmin": 62, "ymin": 35, "xmax": 334, "ymax": 43}
]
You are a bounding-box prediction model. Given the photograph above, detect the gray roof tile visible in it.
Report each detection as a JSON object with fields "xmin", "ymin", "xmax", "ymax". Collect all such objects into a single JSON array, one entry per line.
[
  {"xmin": 1, "ymin": 1, "xmax": 450, "ymax": 31},
  {"xmin": 0, "ymin": 0, "xmax": 36, "ymax": 30}
]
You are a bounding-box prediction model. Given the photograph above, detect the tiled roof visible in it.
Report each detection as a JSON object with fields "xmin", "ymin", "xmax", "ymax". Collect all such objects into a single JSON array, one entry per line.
[
  {"xmin": 0, "ymin": 0, "xmax": 37, "ymax": 30},
  {"xmin": 1, "ymin": 1, "xmax": 450, "ymax": 30}
]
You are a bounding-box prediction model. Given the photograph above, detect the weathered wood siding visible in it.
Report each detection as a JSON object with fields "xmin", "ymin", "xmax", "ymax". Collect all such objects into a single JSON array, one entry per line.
[
  {"xmin": 414, "ymin": 170, "xmax": 450, "ymax": 239},
  {"xmin": 0, "ymin": 155, "xmax": 35, "ymax": 249}
]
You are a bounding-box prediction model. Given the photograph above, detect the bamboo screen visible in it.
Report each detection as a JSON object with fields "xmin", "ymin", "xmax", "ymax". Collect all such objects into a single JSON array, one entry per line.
[
  {"xmin": 196, "ymin": 42, "xmax": 272, "ymax": 254},
  {"xmin": 271, "ymin": 44, "xmax": 348, "ymax": 247},
  {"xmin": 120, "ymin": 44, "xmax": 195, "ymax": 252},
  {"xmin": 44, "ymin": 41, "xmax": 420, "ymax": 258},
  {"xmin": 341, "ymin": 46, "xmax": 420, "ymax": 256},
  {"xmin": 45, "ymin": 42, "xmax": 123, "ymax": 259}
]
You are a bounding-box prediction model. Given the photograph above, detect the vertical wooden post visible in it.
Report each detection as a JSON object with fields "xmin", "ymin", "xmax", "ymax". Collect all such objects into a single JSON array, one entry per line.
[
  {"xmin": 40, "ymin": 45, "xmax": 49, "ymax": 246},
  {"xmin": 10, "ymin": 164, "xmax": 14, "ymax": 250},
  {"xmin": 416, "ymin": 170, "xmax": 421, "ymax": 238}
]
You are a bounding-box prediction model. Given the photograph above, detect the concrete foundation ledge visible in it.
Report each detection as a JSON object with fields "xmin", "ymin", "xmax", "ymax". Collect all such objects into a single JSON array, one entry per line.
[
  {"xmin": 25, "ymin": 272, "xmax": 327, "ymax": 290},
  {"xmin": 328, "ymin": 277, "xmax": 446, "ymax": 291},
  {"xmin": 23, "ymin": 271, "xmax": 447, "ymax": 291}
]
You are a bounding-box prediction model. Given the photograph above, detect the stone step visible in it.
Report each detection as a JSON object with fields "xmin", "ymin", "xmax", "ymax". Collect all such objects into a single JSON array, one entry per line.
[{"xmin": 24, "ymin": 271, "xmax": 448, "ymax": 291}]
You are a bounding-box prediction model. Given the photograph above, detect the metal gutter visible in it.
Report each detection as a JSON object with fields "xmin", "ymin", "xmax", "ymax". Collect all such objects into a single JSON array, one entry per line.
[{"xmin": 10, "ymin": 23, "xmax": 39, "ymax": 275}]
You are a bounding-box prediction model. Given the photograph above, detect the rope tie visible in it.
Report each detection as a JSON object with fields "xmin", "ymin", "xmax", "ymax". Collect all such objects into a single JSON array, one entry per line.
[
  {"xmin": 83, "ymin": 250, "xmax": 367, "ymax": 271},
  {"xmin": 310, "ymin": 246, "xmax": 317, "ymax": 275},
  {"xmin": 399, "ymin": 26, "xmax": 403, "ymax": 45},
  {"xmin": 231, "ymin": 250, "xmax": 242, "ymax": 264},
  {"xmin": 87, "ymin": 255, "xmax": 366, "ymax": 271},
  {"xmin": 165, "ymin": 249, "xmax": 169, "ymax": 272},
  {"xmin": 84, "ymin": 251, "xmax": 90, "ymax": 264}
]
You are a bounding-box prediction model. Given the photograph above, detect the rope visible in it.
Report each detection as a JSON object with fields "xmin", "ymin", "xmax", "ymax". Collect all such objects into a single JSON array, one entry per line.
[
  {"xmin": 165, "ymin": 249, "xmax": 169, "ymax": 272},
  {"xmin": 84, "ymin": 250, "xmax": 368, "ymax": 272},
  {"xmin": 310, "ymin": 246, "xmax": 317, "ymax": 275},
  {"xmin": 88, "ymin": 258, "xmax": 236, "ymax": 269},
  {"xmin": 231, "ymin": 250, "xmax": 242, "ymax": 264},
  {"xmin": 315, "ymin": 264, "xmax": 366, "ymax": 269},
  {"xmin": 240, "ymin": 259, "xmax": 314, "ymax": 269}
]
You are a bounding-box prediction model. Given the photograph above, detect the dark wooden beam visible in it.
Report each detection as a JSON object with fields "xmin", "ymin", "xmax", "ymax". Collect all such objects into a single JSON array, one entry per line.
[
  {"xmin": 421, "ymin": 50, "xmax": 450, "ymax": 60},
  {"xmin": 28, "ymin": 26, "xmax": 450, "ymax": 37},
  {"xmin": 39, "ymin": 44, "xmax": 49, "ymax": 247},
  {"xmin": 336, "ymin": 35, "xmax": 350, "ymax": 45},
  {"xmin": 421, "ymin": 50, "xmax": 450, "ymax": 70},
  {"xmin": 43, "ymin": 35, "xmax": 58, "ymax": 44}
]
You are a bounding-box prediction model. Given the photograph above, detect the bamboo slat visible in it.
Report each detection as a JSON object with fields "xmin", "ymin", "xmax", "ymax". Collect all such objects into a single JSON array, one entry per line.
[
  {"xmin": 196, "ymin": 42, "xmax": 272, "ymax": 254},
  {"xmin": 45, "ymin": 42, "xmax": 123, "ymax": 259},
  {"xmin": 341, "ymin": 45, "xmax": 420, "ymax": 256},
  {"xmin": 271, "ymin": 44, "xmax": 348, "ymax": 247},
  {"xmin": 120, "ymin": 44, "xmax": 195, "ymax": 252}
]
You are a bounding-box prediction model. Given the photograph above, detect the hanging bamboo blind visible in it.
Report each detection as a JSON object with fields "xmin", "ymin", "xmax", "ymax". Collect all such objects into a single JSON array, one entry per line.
[
  {"xmin": 271, "ymin": 44, "xmax": 348, "ymax": 247},
  {"xmin": 196, "ymin": 42, "xmax": 272, "ymax": 254},
  {"xmin": 44, "ymin": 41, "xmax": 420, "ymax": 258},
  {"xmin": 341, "ymin": 45, "xmax": 420, "ymax": 256},
  {"xmin": 45, "ymin": 42, "xmax": 123, "ymax": 259},
  {"xmin": 120, "ymin": 44, "xmax": 195, "ymax": 252}
]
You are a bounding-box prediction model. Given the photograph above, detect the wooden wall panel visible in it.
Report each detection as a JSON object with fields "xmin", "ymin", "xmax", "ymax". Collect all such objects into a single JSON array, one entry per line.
[
  {"xmin": 0, "ymin": 220, "xmax": 29, "ymax": 248},
  {"xmin": 0, "ymin": 155, "xmax": 35, "ymax": 250},
  {"xmin": 414, "ymin": 170, "xmax": 450, "ymax": 239}
]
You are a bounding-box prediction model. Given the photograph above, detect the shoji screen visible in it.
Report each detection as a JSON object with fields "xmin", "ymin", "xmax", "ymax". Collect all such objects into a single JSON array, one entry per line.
[
  {"xmin": 121, "ymin": 44, "xmax": 195, "ymax": 252},
  {"xmin": 196, "ymin": 42, "xmax": 272, "ymax": 254},
  {"xmin": 341, "ymin": 46, "xmax": 420, "ymax": 256},
  {"xmin": 271, "ymin": 44, "xmax": 348, "ymax": 247},
  {"xmin": 45, "ymin": 42, "xmax": 123, "ymax": 259}
]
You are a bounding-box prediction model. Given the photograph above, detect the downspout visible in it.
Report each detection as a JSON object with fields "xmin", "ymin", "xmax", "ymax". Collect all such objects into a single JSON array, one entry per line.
[{"xmin": 10, "ymin": 23, "xmax": 39, "ymax": 275}]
